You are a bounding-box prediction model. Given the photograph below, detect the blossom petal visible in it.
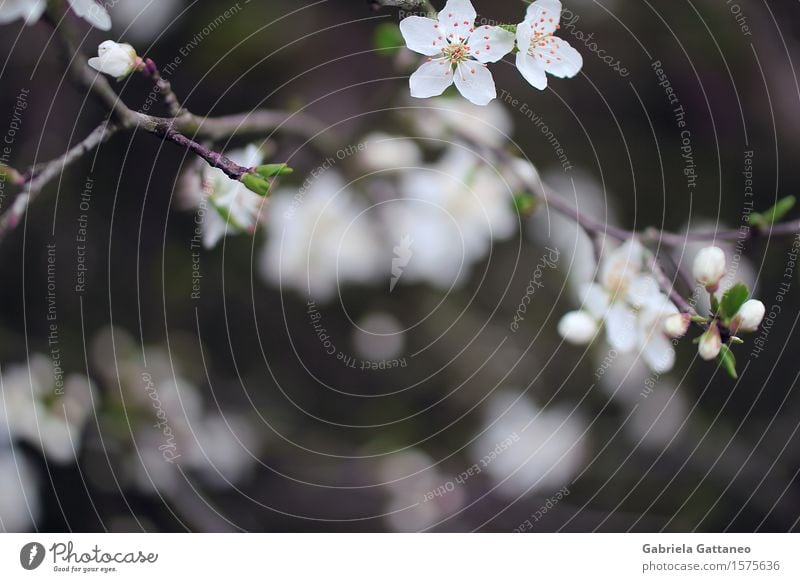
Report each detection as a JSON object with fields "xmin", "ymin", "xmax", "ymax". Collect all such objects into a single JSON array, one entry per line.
[
  {"xmin": 400, "ymin": 16, "xmax": 445, "ymax": 56},
  {"xmin": 409, "ymin": 59, "xmax": 454, "ymax": 99},
  {"xmin": 640, "ymin": 329, "xmax": 675, "ymax": 374},
  {"xmin": 68, "ymin": 0, "xmax": 111, "ymax": 30},
  {"xmin": 0, "ymin": 0, "xmax": 46, "ymax": 25},
  {"xmin": 468, "ymin": 25, "xmax": 515, "ymax": 64},
  {"xmin": 516, "ymin": 52, "xmax": 547, "ymax": 90},
  {"xmin": 533, "ymin": 36, "xmax": 583, "ymax": 78},
  {"xmin": 605, "ymin": 303, "xmax": 637, "ymax": 352},
  {"xmin": 439, "ymin": 0, "xmax": 476, "ymax": 40},
  {"xmin": 524, "ymin": 0, "xmax": 563, "ymax": 37},
  {"xmin": 453, "ymin": 62, "xmax": 496, "ymax": 106},
  {"xmin": 601, "ymin": 239, "xmax": 643, "ymax": 292},
  {"xmin": 580, "ymin": 283, "xmax": 609, "ymax": 320}
]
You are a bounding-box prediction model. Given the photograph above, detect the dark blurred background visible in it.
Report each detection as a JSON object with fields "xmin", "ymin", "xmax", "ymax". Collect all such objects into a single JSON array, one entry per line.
[{"xmin": 0, "ymin": 0, "xmax": 799, "ymax": 532}]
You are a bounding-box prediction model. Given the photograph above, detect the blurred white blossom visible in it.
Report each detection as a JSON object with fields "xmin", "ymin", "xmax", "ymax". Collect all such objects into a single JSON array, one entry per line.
[
  {"xmin": 261, "ymin": 170, "xmax": 384, "ymax": 301},
  {"xmin": 473, "ymin": 390, "xmax": 586, "ymax": 498},
  {"xmin": 0, "ymin": 447, "xmax": 40, "ymax": 532},
  {"xmin": 179, "ymin": 144, "xmax": 266, "ymax": 249},
  {"xmin": 360, "ymin": 133, "xmax": 422, "ymax": 172},
  {"xmin": 379, "ymin": 449, "xmax": 464, "ymax": 532},
  {"xmin": 0, "ymin": 354, "xmax": 95, "ymax": 463},
  {"xmin": 382, "ymin": 145, "xmax": 516, "ymax": 289},
  {"xmin": 0, "ymin": 0, "xmax": 111, "ymax": 29},
  {"xmin": 406, "ymin": 97, "xmax": 512, "ymax": 148}
]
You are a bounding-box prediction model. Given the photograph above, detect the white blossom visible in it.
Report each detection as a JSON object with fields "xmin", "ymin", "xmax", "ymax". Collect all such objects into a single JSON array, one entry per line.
[
  {"xmin": 557, "ymin": 240, "xmax": 681, "ymax": 373},
  {"xmin": 730, "ymin": 299, "xmax": 765, "ymax": 333},
  {"xmin": 382, "ymin": 145, "xmax": 517, "ymax": 289},
  {"xmin": 472, "ymin": 389, "xmax": 586, "ymax": 498},
  {"xmin": 110, "ymin": 0, "xmax": 181, "ymax": 43},
  {"xmin": 88, "ymin": 40, "xmax": 140, "ymax": 79},
  {"xmin": 0, "ymin": 0, "xmax": 111, "ymax": 29},
  {"xmin": 515, "ymin": 0, "xmax": 583, "ymax": 90},
  {"xmin": 179, "ymin": 144, "xmax": 266, "ymax": 249},
  {"xmin": 692, "ymin": 246, "xmax": 726, "ymax": 291},
  {"xmin": 260, "ymin": 170, "xmax": 384, "ymax": 301},
  {"xmin": 664, "ymin": 313, "xmax": 690, "ymax": 338},
  {"xmin": 0, "ymin": 354, "xmax": 95, "ymax": 463},
  {"xmin": 399, "ymin": 0, "xmax": 515, "ymax": 105},
  {"xmin": 406, "ymin": 97, "xmax": 513, "ymax": 148}
]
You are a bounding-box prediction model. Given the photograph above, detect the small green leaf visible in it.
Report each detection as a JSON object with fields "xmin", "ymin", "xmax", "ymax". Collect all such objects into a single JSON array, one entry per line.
[
  {"xmin": 498, "ymin": 24, "xmax": 518, "ymax": 34},
  {"xmin": 717, "ymin": 344, "xmax": 738, "ymax": 379},
  {"xmin": 0, "ymin": 164, "xmax": 21, "ymax": 184},
  {"xmin": 748, "ymin": 195, "xmax": 796, "ymax": 228},
  {"xmin": 373, "ymin": 23, "xmax": 404, "ymax": 56},
  {"xmin": 255, "ymin": 163, "xmax": 293, "ymax": 178},
  {"xmin": 720, "ymin": 282, "xmax": 749, "ymax": 321}
]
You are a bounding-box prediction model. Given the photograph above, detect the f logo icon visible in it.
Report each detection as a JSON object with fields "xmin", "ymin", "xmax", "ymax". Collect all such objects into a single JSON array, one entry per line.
[{"xmin": 19, "ymin": 542, "xmax": 45, "ymax": 570}]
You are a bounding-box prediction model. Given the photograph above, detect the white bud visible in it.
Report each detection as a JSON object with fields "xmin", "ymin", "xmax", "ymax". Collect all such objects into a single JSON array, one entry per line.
[
  {"xmin": 664, "ymin": 313, "xmax": 690, "ymax": 338},
  {"xmin": 698, "ymin": 326, "xmax": 722, "ymax": 361},
  {"xmin": 692, "ymin": 246, "xmax": 726, "ymax": 291},
  {"xmin": 730, "ymin": 299, "xmax": 765, "ymax": 333},
  {"xmin": 88, "ymin": 41, "xmax": 140, "ymax": 79},
  {"xmin": 558, "ymin": 311, "xmax": 598, "ymax": 345}
]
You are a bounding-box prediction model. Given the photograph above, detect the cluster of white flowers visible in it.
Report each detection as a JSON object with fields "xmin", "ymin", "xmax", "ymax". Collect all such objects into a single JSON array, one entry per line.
[
  {"xmin": 473, "ymin": 389, "xmax": 586, "ymax": 498},
  {"xmin": 400, "ymin": 0, "xmax": 582, "ymax": 105},
  {"xmin": 179, "ymin": 144, "xmax": 268, "ymax": 250},
  {"xmin": 0, "ymin": 0, "xmax": 110, "ymax": 29},
  {"xmin": 256, "ymin": 133, "xmax": 523, "ymax": 300},
  {"xmin": 558, "ymin": 240, "xmax": 686, "ymax": 373}
]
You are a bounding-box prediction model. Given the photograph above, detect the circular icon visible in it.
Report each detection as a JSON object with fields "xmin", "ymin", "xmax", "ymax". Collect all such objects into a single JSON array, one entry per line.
[{"xmin": 19, "ymin": 542, "xmax": 45, "ymax": 570}]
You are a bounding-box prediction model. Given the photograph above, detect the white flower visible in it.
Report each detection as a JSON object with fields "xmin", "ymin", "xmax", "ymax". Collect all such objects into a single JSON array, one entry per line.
[
  {"xmin": 558, "ymin": 311, "xmax": 597, "ymax": 344},
  {"xmin": 0, "ymin": 447, "xmax": 40, "ymax": 532},
  {"xmin": 0, "ymin": 0, "xmax": 45, "ymax": 25},
  {"xmin": 360, "ymin": 133, "xmax": 422, "ymax": 172},
  {"xmin": 693, "ymin": 246, "xmax": 726, "ymax": 291},
  {"xmin": 383, "ymin": 145, "xmax": 516, "ymax": 289},
  {"xmin": 0, "ymin": 354, "xmax": 96, "ymax": 463},
  {"xmin": 472, "ymin": 390, "xmax": 586, "ymax": 498},
  {"xmin": 0, "ymin": 0, "xmax": 111, "ymax": 29},
  {"xmin": 730, "ymin": 299, "xmax": 765, "ymax": 333},
  {"xmin": 179, "ymin": 144, "xmax": 266, "ymax": 249},
  {"xmin": 261, "ymin": 170, "xmax": 384, "ymax": 301},
  {"xmin": 515, "ymin": 0, "xmax": 583, "ymax": 90},
  {"xmin": 88, "ymin": 40, "xmax": 140, "ymax": 79},
  {"xmin": 406, "ymin": 97, "xmax": 513, "ymax": 148},
  {"xmin": 698, "ymin": 326, "xmax": 722, "ymax": 360},
  {"xmin": 399, "ymin": 0, "xmax": 515, "ymax": 105},
  {"xmin": 558, "ymin": 240, "xmax": 681, "ymax": 373}
]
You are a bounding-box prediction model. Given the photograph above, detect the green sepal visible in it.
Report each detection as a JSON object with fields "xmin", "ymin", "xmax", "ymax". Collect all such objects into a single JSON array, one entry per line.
[
  {"xmin": 241, "ymin": 173, "xmax": 272, "ymax": 197},
  {"xmin": 513, "ymin": 192, "xmax": 537, "ymax": 216},
  {"xmin": 717, "ymin": 344, "xmax": 738, "ymax": 379}
]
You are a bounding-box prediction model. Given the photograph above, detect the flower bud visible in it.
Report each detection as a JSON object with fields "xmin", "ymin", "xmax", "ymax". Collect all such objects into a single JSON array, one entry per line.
[
  {"xmin": 88, "ymin": 41, "xmax": 141, "ymax": 79},
  {"xmin": 693, "ymin": 246, "xmax": 726, "ymax": 291},
  {"xmin": 698, "ymin": 325, "xmax": 722, "ymax": 361},
  {"xmin": 255, "ymin": 164, "xmax": 293, "ymax": 178},
  {"xmin": 558, "ymin": 311, "xmax": 598, "ymax": 345},
  {"xmin": 729, "ymin": 299, "xmax": 765, "ymax": 333},
  {"xmin": 241, "ymin": 173, "xmax": 272, "ymax": 197},
  {"xmin": 664, "ymin": 313, "xmax": 690, "ymax": 338}
]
